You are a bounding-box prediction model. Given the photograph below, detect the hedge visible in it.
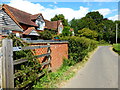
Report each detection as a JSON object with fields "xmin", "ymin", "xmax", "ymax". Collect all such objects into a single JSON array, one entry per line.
[{"xmin": 61, "ymin": 36, "xmax": 98, "ymax": 65}]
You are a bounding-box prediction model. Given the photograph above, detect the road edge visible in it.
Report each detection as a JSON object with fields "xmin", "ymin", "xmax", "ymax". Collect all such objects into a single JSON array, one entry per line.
[
  {"xmin": 109, "ymin": 46, "xmax": 118, "ymax": 57},
  {"xmin": 58, "ymin": 46, "xmax": 99, "ymax": 88}
]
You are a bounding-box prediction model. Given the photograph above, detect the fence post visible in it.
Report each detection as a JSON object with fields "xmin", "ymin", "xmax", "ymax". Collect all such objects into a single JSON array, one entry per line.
[
  {"xmin": 0, "ymin": 46, "xmax": 2, "ymax": 87},
  {"xmin": 2, "ymin": 39, "xmax": 14, "ymax": 88},
  {"xmin": 47, "ymin": 43, "xmax": 51, "ymax": 71}
]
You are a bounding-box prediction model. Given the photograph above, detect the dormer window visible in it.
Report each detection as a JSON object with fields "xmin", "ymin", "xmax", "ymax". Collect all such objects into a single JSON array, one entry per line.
[{"xmin": 35, "ymin": 16, "xmax": 45, "ymax": 30}]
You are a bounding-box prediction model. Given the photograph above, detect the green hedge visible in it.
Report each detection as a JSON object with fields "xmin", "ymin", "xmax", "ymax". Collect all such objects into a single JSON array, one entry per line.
[{"xmin": 61, "ymin": 36, "xmax": 98, "ymax": 65}]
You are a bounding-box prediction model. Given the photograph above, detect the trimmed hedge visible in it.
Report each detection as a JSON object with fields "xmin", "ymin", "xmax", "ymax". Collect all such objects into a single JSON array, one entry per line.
[{"xmin": 61, "ymin": 36, "xmax": 98, "ymax": 65}]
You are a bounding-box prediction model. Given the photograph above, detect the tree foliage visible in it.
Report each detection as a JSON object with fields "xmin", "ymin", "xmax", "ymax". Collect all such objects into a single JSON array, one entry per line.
[
  {"xmin": 62, "ymin": 26, "xmax": 72, "ymax": 36},
  {"xmin": 85, "ymin": 11, "xmax": 103, "ymax": 25},
  {"xmin": 51, "ymin": 14, "xmax": 68, "ymax": 26},
  {"xmin": 69, "ymin": 11, "xmax": 118, "ymax": 43},
  {"xmin": 78, "ymin": 28, "xmax": 98, "ymax": 40}
]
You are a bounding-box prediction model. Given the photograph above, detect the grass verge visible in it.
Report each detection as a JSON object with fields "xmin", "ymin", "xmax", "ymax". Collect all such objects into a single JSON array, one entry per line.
[
  {"xmin": 113, "ymin": 44, "xmax": 120, "ymax": 55},
  {"xmin": 32, "ymin": 47, "xmax": 98, "ymax": 88}
]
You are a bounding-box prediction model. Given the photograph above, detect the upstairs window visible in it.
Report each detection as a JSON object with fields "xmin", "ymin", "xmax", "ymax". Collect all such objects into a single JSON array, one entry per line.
[{"xmin": 35, "ymin": 16, "xmax": 45, "ymax": 30}]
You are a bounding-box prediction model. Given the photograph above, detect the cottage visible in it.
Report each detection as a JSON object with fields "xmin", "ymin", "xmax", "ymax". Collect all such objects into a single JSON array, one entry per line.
[{"xmin": 0, "ymin": 4, "xmax": 64, "ymax": 40}]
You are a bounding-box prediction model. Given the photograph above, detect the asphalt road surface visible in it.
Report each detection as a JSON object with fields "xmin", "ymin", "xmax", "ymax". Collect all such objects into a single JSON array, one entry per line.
[{"xmin": 62, "ymin": 46, "xmax": 118, "ymax": 88}]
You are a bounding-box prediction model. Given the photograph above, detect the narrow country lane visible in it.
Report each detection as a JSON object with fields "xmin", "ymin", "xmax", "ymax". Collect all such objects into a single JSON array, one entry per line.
[{"xmin": 62, "ymin": 46, "xmax": 118, "ymax": 88}]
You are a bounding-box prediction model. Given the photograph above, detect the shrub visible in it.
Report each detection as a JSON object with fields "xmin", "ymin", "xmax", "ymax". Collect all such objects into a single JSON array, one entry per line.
[
  {"xmin": 39, "ymin": 30, "xmax": 52, "ymax": 40},
  {"xmin": 61, "ymin": 36, "xmax": 98, "ymax": 63}
]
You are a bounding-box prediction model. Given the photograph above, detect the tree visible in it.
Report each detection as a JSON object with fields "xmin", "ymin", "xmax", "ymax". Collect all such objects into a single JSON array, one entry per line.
[
  {"xmin": 62, "ymin": 26, "xmax": 72, "ymax": 36},
  {"xmin": 51, "ymin": 14, "xmax": 68, "ymax": 26},
  {"xmin": 78, "ymin": 28, "xmax": 98, "ymax": 40},
  {"xmin": 70, "ymin": 17, "xmax": 97, "ymax": 34},
  {"xmin": 85, "ymin": 11, "xmax": 103, "ymax": 25},
  {"xmin": 69, "ymin": 18, "xmax": 79, "ymax": 34},
  {"xmin": 102, "ymin": 20, "xmax": 116, "ymax": 43},
  {"xmin": 77, "ymin": 17, "xmax": 97, "ymax": 30}
]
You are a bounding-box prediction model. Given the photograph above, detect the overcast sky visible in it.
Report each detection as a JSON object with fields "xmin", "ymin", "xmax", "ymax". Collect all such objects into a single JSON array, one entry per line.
[{"xmin": 1, "ymin": 0, "xmax": 119, "ymax": 21}]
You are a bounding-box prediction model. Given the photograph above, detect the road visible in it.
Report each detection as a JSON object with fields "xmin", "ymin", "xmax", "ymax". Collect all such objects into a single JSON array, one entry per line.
[{"xmin": 62, "ymin": 46, "xmax": 118, "ymax": 88}]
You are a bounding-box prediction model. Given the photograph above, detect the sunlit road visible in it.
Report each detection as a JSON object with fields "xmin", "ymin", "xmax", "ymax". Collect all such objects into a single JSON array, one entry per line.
[{"xmin": 62, "ymin": 46, "xmax": 118, "ymax": 88}]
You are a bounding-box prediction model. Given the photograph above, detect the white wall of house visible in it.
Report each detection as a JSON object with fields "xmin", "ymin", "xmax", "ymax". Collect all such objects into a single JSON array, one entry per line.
[{"xmin": 58, "ymin": 22, "xmax": 63, "ymax": 34}]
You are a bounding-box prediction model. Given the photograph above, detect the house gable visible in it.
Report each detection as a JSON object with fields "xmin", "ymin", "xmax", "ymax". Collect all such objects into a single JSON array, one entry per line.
[
  {"xmin": 23, "ymin": 27, "xmax": 39, "ymax": 36},
  {"xmin": 0, "ymin": 9, "xmax": 23, "ymax": 32},
  {"xmin": 29, "ymin": 30, "xmax": 39, "ymax": 36}
]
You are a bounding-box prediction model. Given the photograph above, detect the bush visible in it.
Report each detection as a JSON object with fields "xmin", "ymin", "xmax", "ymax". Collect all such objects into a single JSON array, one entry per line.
[
  {"xmin": 39, "ymin": 30, "xmax": 52, "ymax": 40},
  {"xmin": 61, "ymin": 36, "xmax": 98, "ymax": 63}
]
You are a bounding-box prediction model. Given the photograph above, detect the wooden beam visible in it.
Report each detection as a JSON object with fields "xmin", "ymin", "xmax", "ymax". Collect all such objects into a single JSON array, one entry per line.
[
  {"xmin": 2, "ymin": 39, "xmax": 14, "ymax": 88},
  {"xmin": 13, "ymin": 59, "xmax": 28, "ymax": 65}
]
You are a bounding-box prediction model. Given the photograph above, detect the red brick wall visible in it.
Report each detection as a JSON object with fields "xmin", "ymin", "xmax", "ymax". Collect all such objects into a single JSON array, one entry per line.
[{"xmin": 30, "ymin": 43, "xmax": 68, "ymax": 71}]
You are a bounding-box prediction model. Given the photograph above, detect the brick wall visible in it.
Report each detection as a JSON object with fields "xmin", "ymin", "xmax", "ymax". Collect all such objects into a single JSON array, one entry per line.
[{"xmin": 30, "ymin": 42, "xmax": 68, "ymax": 71}]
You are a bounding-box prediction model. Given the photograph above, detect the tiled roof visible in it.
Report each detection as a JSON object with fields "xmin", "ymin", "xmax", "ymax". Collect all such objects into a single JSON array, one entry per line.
[
  {"xmin": 3, "ymin": 4, "xmax": 38, "ymax": 27},
  {"xmin": 45, "ymin": 20, "xmax": 62, "ymax": 30},
  {"xmin": 31, "ymin": 13, "xmax": 43, "ymax": 20},
  {"xmin": 23, "ymin": 27, "xmax": 35, "ymax": 35},
  {"xmin": 2, "ymin": 4, "xmax": 63, "ymax": 31}
]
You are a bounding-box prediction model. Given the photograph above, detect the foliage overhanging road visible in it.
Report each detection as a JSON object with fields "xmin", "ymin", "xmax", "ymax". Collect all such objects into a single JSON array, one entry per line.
[{"xmin": 62, "ymin": 46, "xmax": 118, "ymax": 88}]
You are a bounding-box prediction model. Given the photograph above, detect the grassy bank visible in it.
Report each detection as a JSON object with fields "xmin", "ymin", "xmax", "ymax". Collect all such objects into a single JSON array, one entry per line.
[{"xmin": 113, "ymin": 44, "xmax": 120, "ymax": 55}]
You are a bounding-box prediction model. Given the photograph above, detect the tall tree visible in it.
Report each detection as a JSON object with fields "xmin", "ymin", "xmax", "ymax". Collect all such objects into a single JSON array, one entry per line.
[
  {"xmin": 51, "ymin": 14, "xmax": 68, "ymax": 26},
  {"xmin": 85, "ymin": 11, "xmax": 103, "ymax": 25},
  {"xmin": 69, "ymin": 18, "xmax": 79, "ymax": 34}
]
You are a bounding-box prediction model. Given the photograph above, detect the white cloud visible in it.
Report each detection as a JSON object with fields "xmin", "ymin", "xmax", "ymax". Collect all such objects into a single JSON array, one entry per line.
[
  {"xmin": 108, "ymin": 15, "xmax": 118, "ymax": 21},
  {"xmin": 54, "ymin": 1, "xmax": 58, "ymax": 4},
  {"xmin": 8, "ymin": 0, "xmax": 45, "ymax": 14},
  {"xmin": 8, "ymin": 0, "xmax": 89, "ymax": 21},
  {"xmin": 8, "ymin": 0, "xmax": 117, "ymax": 22},
  {"xmin": 93, "ymin": 8, "xmax": 112, "ymax": 16}
]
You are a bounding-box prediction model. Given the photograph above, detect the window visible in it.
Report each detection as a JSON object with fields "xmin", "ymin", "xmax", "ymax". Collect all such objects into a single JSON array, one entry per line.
[
  {"xmin": 35, "ymin": 16, "xmax": 45, "ymax": 30},
  {"xmin": 59, "ymin": 27, "xmax": 63, "ymax": 34}
]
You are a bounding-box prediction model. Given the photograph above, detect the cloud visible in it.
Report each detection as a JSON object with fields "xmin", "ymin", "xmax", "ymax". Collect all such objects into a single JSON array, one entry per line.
[
  {"xmin": 8, "ymin": 0, "xmax": 89, "ymax": 21},
  {"xmin": 8, "ymin": 0, "xmax": 117, "ymax": 22},
  {"xmin": 54, "ymin": 1, "xmax": 58, "ymax": 4},
  {"xmin": 8, "ymin": 0, "xmax": 45, "ymax": 14},
  {"xmin": 108, "ymin": 15, "xmax": 118, "ymax": 21},
  {"xmin": 93, "ymin": 8, "xmax": 112, "ymax": 16}
]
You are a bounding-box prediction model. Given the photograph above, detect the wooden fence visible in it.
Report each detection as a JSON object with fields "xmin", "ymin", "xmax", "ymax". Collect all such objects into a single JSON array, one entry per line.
[{"xmin": 0, "ymin": 38, "xmax": 51, "ymax": 88}]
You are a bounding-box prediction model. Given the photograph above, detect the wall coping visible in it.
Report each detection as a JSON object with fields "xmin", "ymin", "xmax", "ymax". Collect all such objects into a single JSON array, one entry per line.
[{"xmin": 25, "ymin": 40, "xmax": 68, "ymax": 44}]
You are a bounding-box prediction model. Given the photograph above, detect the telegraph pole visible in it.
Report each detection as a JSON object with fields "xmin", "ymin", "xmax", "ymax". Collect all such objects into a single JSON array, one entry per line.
[{"xmin": 116, "ymin": 23, "xmax": 118, "ymax": 44}]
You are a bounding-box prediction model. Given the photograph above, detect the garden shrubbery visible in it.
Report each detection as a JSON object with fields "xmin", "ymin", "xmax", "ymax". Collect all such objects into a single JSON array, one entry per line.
[
  {"xmin": 39, "ymin": 30, "xmax": 52, "ymax": 40},
  {"xmin": 61, "ymin": 36, "xmax": 98, "ymax": 65}
]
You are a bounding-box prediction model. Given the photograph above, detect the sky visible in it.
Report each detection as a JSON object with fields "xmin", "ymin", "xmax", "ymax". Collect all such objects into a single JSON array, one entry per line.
[{"xmin": 1, "ymin": 0, "xmax": 119, "ymax": 21}]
